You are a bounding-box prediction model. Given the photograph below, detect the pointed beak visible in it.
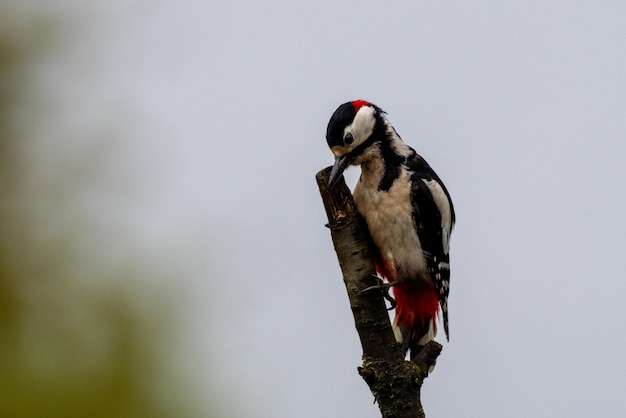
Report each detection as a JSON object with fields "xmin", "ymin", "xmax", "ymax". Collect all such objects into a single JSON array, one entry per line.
[{"xmin": 328, "ymin": 155, "xmax": 350, "ymax": 188}]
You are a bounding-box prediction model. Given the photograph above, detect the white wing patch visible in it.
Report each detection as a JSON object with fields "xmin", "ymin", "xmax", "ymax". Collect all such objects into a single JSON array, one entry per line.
[{"xmin": 422, "ymin": 179, "xmax": 452, "ymax": 254}]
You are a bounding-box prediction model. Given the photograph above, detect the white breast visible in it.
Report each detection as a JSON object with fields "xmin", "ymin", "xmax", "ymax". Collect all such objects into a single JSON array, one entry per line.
[{"xmin": 353, "ymin": 166, "xmax": 427, "ymax": 281}]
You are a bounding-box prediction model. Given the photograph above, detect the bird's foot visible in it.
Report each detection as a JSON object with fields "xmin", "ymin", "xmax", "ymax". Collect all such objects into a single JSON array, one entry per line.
[{"xmin": 361, "ymin": 275, "xmax": 397, "ymax": 310}]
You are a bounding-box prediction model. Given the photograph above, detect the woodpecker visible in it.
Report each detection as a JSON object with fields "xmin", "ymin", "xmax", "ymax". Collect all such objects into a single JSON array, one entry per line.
[{"xmin": 326, "ymin": 99, "xmax": 455, "ymax": 359}]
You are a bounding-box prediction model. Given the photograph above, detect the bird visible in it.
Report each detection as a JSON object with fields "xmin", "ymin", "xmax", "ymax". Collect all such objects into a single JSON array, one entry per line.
[{"xmin": 325, "ymin": 99, "xmax": 455, "ymax": 360}]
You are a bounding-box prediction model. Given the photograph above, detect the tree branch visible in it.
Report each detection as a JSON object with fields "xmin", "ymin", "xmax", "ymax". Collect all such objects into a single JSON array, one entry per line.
[{"xmin": 316, "ymin": 167, "xmax": 442, "ymax": 418}]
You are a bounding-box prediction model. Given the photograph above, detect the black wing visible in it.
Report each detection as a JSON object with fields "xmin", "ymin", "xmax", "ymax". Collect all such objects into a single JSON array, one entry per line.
[{"xmin": 408, "ymin": 153, "xmax": 455, "ymax": 340}]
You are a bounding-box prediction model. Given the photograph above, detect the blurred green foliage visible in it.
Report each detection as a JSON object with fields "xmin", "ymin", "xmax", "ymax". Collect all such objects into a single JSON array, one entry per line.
[{"xmin": 0, "ymin": 5, "xmax": 206, "ymax": 417}]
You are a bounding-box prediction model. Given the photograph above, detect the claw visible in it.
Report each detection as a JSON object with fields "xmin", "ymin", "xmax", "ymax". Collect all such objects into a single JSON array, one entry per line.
[
  {"xmin": 382, "ymin": 290, "xmax": 396, "ymax": 310},
  {"xmin": 361, "ymin": 275, "xmax": 398, "ymax": 310}
]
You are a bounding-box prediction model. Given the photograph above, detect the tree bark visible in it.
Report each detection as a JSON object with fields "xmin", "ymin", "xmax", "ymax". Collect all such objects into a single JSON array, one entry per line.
[{"xmin": 316, "ymin": 167, "xmax": 442, "ymax": 418}]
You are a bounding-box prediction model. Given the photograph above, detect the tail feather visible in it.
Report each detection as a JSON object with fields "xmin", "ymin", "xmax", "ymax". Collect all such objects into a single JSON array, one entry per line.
[{"xmin": 443, "ymin": 308, "xmax": 449, "ymax": 342}]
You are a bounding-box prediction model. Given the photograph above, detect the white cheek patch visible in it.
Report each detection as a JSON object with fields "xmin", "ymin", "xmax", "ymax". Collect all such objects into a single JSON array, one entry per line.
[
  {"xmin": 422, "ymin": 179, "xmax": 453, "ymax": 254},
  {"xmin": 349, "ymin": 106, "xmax": 376, "ymax": 147}
]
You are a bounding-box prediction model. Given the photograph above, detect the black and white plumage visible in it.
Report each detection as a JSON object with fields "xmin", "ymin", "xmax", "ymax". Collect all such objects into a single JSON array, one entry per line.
[{"xmin": 326, "ymin": 100, "xmax": 455, "ymax": 358}]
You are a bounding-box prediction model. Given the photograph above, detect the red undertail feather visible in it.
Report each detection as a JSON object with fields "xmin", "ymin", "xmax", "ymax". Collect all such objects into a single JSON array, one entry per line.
[
  {"xmin": 391, "ymin": 280, "xmax": 439, "ymax": 359},
  {"xmin": 375, "ymin": 259, "xmax": 439, "ymax": 354},
  {"xmin": 393, "ymin": 281, "xmax": 439, "ymax": 337}
]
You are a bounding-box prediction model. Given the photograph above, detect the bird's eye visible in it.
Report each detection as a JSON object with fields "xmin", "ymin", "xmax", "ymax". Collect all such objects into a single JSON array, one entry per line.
[{"xmin": 344, "ymin": 133, "xmax": 354, "ymax": 145}]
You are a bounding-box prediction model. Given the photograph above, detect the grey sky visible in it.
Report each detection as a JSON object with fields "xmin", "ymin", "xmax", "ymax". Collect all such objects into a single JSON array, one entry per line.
[{"xmin": 24, "ymin": 0, "xmax": 626, "ymax": 416}]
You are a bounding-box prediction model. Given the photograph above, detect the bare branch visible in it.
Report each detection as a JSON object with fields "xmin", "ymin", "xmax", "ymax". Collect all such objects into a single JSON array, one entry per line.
[{"xmin": 316, "ymin": 167, "xmax": 441, "ymax": 418}]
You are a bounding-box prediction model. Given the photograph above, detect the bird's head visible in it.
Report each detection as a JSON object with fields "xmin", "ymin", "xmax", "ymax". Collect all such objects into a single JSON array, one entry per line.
[{"xmin": 325, "ymin": 99, "xmax": 386, "ymax": 188}]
